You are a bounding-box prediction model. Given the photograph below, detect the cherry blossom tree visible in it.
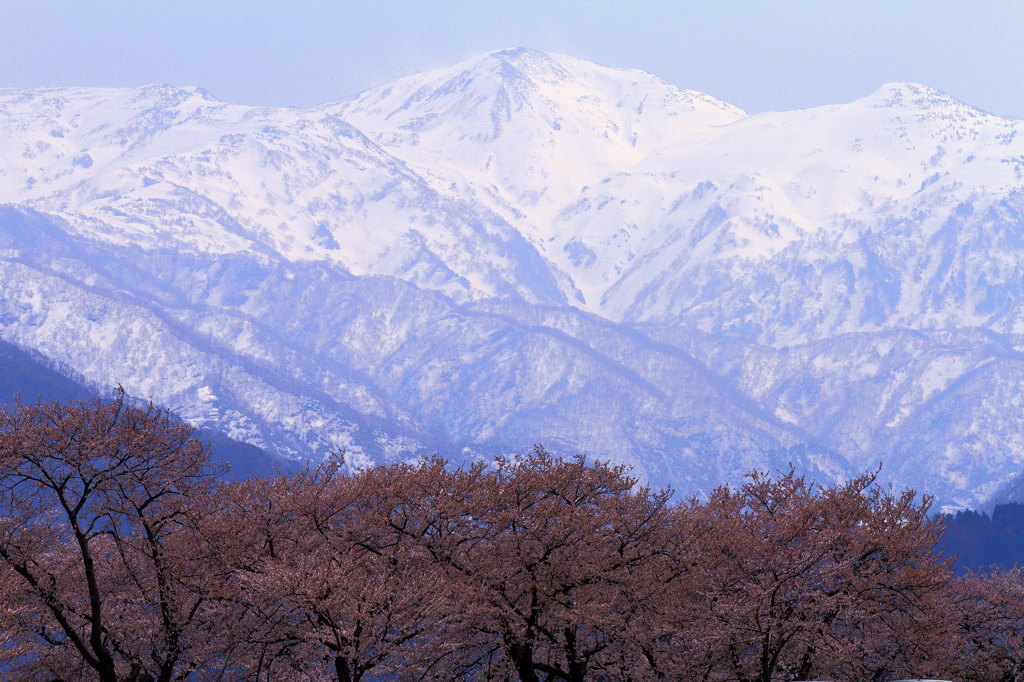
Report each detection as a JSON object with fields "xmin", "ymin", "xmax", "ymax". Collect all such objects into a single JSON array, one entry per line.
[
  {"xmin": 0, "ymin": 392, "xmax": 1005, "ymax": 681},
  {"xmin": 811, "ymin": 483, "xmax": 953, "ymax": 682},
  {"xmin": 211, "ymin": 455, "xmax": 457, "ymax": 681},
  {"xmin": 383, "ymin": 447, "xmax": 673, "ymax": 682},
  {"xmin": 0, "ymin": 391, "xmax": 224, "ymax": 681},
  {"xmin": 942, "ymin": 567, "xmax": 1024, "ymax": 682},
  {"xmin": 635, "ymin": 468, "xmax": 951, "ymax": 682}
]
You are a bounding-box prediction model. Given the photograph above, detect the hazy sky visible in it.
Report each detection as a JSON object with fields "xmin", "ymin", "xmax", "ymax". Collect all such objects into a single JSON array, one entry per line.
[{"xmin": 2, "ymin": 1, "xmax": 1022, "ymax": 118}]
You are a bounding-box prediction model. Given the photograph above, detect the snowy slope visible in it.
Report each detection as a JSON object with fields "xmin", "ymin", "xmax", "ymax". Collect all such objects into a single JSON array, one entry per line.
[
  {"xmin": 0, "ymin": 206, "xmax": 830, "ymax": 489},
  {"xmin": 342, "ymin": 64, "xmax": 1024, "ymax": 344},
  {"xmin": 3, "ymin": 49, "xmax": 1024, "ymax": 507},
  {"xmin": 0, "ymin": 84, "xmax": 568, "ymax": 304},
  {"xmin": 547, "ymin": 83, "xmax": 1024, "ymax": 343},
  {"xmin": 337, "ymin": 48, "xmax": 744, "ymax": 244}
]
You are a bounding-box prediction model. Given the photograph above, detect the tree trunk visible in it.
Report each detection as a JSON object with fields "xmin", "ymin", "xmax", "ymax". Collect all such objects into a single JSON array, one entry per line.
[
  {"xmin": 334, "ymin": 655, "xmax": 354, "ymax": 682},
  {"xmin": 563, "ymin": 627, "xmax": 587, "ymax": 682},
  {"xmin": 794, "ymin": 643, "xmax": 816, "ymax": 680},
  {"xmin": 508, "ymin": 641, "xmax": 541, "ymax": 682}
]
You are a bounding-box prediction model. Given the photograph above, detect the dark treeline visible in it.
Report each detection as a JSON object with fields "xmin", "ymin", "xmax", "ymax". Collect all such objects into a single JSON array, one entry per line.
[
  {"xmin": 1, "ymin": 396, "xmax": 1023, "ymax": 681},
  {"xmin": 939, "ymin": 504, "xmax": 1024, "ymax": 572}
]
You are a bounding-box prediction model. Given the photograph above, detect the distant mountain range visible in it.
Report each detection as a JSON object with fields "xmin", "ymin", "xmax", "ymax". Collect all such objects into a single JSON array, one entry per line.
[{"xmin": 3, "ymin": 48, "xmax": 1024, "ymax": 509}]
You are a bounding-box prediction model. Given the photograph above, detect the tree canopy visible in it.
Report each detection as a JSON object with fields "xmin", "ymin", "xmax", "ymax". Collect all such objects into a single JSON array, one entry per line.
[{"xmin": 0, "ymin": 396, "xmax": 1017, "ymax": 681}]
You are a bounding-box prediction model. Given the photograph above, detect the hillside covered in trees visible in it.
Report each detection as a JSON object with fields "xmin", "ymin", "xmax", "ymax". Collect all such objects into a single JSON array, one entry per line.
[
  {"xmin": 1, "ymin": 395, "xmax": 1023, "ymax": 681},
  {"xmin": 939, "ymin": 504, "xmax": 1024, "ymax": 572}
]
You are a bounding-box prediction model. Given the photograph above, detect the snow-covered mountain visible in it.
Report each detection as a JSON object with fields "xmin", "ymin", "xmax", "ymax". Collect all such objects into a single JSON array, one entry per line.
[
  {"xmin": 2, "ymin": 48, "xmax": 1024, "ymax": 508},
  {"xmin": 0, "ymin": 83, "xmax": 566, "ymax": 303},
  {"xmin": 336, "ymin": 48, "xmax": 744, "ymax": 244}
]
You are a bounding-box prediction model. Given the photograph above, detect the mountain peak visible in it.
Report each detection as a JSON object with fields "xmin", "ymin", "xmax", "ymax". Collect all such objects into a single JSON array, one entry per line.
[
  {"xmin": 134, "ymin": 83, "xmax": 221, "ymax": 104},
  {"xmin": 486, "ymin": 46, "xmax": 560, "ymax": 66},
  {"xmin": 473, "ymin": 47, "xmax": 585, "ymax": 84},
  {"xmin": 337, "ymin": 47, "xmax": 743, "ymax": 139},
  {"xmin": 489, "ymin": 46, "xmax": 546, "ymax": 60},
  {"xmin": 861, "ymin": 81, "xmax": 979, "ymax": 115},
  {"xmin": 334, "ymin": 48, "xmax": 745, "ymax": 233}
]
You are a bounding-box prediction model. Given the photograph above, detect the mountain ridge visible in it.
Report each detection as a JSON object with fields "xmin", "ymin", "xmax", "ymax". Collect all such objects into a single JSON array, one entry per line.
[{"xmin": 2, "ymin": 49, "xmax": 1024, "ymax": 508}]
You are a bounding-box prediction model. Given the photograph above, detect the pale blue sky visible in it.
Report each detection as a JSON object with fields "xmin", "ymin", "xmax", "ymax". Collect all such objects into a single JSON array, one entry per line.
[{"xmin": 2, "ymin": 1, "xmax": 1022, "ymax": 117}]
